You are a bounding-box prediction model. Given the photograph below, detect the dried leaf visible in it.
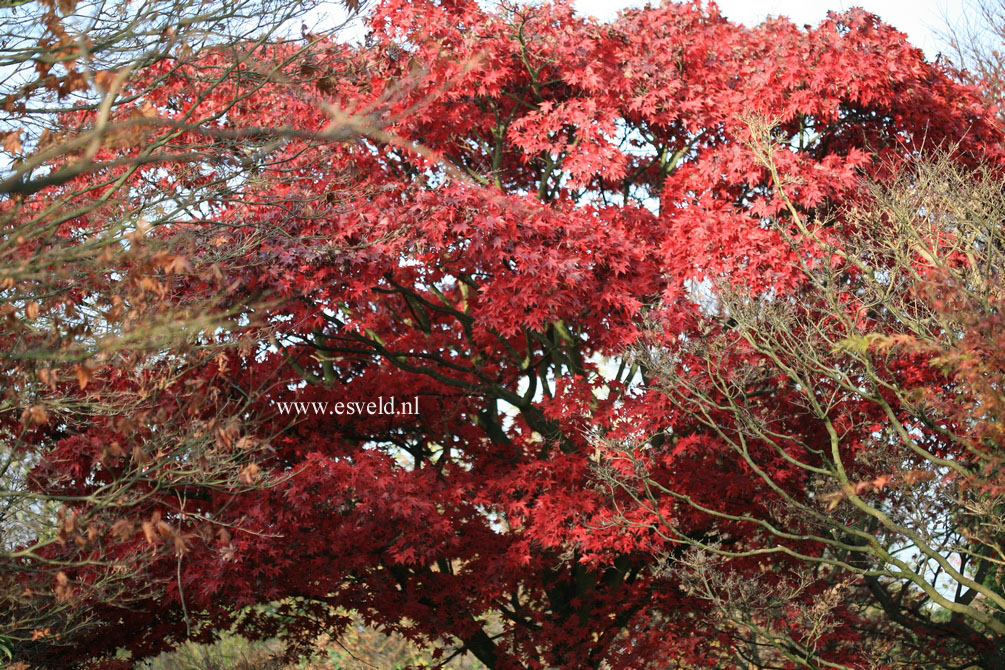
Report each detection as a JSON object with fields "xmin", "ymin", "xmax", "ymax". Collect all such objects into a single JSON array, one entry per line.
[
  {"xmin": 141, "ymin": 521, "xmax": 156, "ymax": 545},
  {"xmin": 872, "ymin": 474, "xmax": 892, "ymax": 490},
  {"xmin": 238, "ymin": 462, "xmax": 260, "ymax": 485},
  {"xmin": 94, "ymin": 69, "xmax": 117, "ymax": 93},
  {"xmin": 21, "ymin": 404, "xmax": 48, "ymax": 427},
  {"xmin": 110, "ymin": 519, "xmax": 134, "ymax": 543},
  {"xmin": 37, "ymin": 367, "xmax": 56, "ymax": 390},
  {"xmin": 156, "ymin": 520, "xmax": 174, "ymax": 539},
  {"xmin": 2, "ymin": 129, "xmax": 22, "ymax": 154},
  {"xmin": 74, "ymin": 363, "xmax": 93, "ymax": 390}
]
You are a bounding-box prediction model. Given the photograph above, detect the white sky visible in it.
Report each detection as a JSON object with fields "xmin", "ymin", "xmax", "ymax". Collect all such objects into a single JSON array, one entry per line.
[
  {"xmin": 318, "ymin": 1, "xmax": 978, "ymax": 59},
  {"xmin": 575, "ymin": 0, "xmax": 971, "ymax": 57}
]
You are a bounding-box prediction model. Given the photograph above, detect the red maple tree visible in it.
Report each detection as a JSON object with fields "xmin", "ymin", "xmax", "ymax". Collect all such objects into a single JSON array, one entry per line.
[{"xmin": 24, "ymin": 1, "xmax": 1005, "ymax": 667}]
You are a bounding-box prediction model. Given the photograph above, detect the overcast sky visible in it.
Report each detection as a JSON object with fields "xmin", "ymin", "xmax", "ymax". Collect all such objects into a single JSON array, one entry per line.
[
  {"xmin": 320, "ymin": 1, "xmax": 977, "ymax": 60},
  {"xmin": 575, "ymin": 0, "xmax": 970, "ymax": 57}
]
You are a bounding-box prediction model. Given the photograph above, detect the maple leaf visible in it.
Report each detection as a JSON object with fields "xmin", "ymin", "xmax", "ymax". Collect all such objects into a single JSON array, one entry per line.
[
  {"xmin": 872, "ymin": 474, "xmax": 892, "ymax": 490},
  {"xmin": 2, "ymin": 129, "xmax": 22, "ymax": 154},
  {"xmin": 74, "ymin": 364, "xmax": 93, "ymax": 390}
]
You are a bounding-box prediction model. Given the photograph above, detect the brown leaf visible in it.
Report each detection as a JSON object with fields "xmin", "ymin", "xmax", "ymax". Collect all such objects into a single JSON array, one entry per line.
[
  {"xmin": 36, "ymin": 128, "xmax": 54, "ymax": 150},
  {"xmin": 900, "ymin": 469, "xmax": 936, "ymax": 486},
  {"xmin": 94, "ymin": 69, "xmax": 116, "ymax": 93},
  {"xmin": 74, "ymin": 363, "xmax": 93, "ymax": 390},
  {"xmin": 215, "ymin": 351, "xmax": 229, "ymax": 373},
  {"xmin": 165, "ymin": 254, "xmax": 191, "ymax": 274},
  {"xmin": 821, "ymin": 489, "xmax": 844, "ymax": 511},
  {"xmin": 55, "ymin": 583, "xmax": 72, "ymax": 602},
  {"xmin": 156, "ymin": 520, "xmax": 174, "ymax": 539},
  {"xmin": 25, "ymin": 301, "xmax": 39, "ymax": 319},
  {"xmin": 872, "ymin": 474, "xmax": 892, "ymax": 490},
  {"xmin": 215, "ymin": 420, "xmax": 239, "ymax": 450},
  {"xmin": 37, "ymin": 367, "xmax": 56, "ymax": 390},
  {"xmin": 110, "ymin": 519, "xmax": 133, "ymax": 542},
  {"xmin": 59, "ymin": 510, "xmax": 76, "ymax": 536},
  {"xmin": 2, "ymin": 129, "xmax": 22, "ymax": 154},
  {"xmin": 238, "ymin": 462, "xmax": 260, "ymax": 485},
  {"xmin": 141, "ymin": 521, "xmax": 156, "ymax": 545},
  {"xmin": 21, "ymin": 404, "xmax": 48, "ymax": 427}
]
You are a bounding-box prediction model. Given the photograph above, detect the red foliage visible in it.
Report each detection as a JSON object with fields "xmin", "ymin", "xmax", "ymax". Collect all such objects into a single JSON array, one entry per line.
[{"xmin": 27, "ymin": 1, "xmax": 1004, "ymax": 667}]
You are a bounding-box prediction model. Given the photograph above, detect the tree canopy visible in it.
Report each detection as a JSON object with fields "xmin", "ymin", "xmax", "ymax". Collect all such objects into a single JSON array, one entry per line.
[{"xmin": 5, "ymin": 0, "xmax": 1005, "ymax": 668}]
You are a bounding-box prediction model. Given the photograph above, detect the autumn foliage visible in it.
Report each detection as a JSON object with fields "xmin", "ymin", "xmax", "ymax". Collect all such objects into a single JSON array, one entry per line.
[
  {"xmin": 5, "ymin": 0, "xmax": 1005, "ymax": 668},
  {"xmin": 601, "ymin": 146, "xmax": 1005, "ymax": 668}
]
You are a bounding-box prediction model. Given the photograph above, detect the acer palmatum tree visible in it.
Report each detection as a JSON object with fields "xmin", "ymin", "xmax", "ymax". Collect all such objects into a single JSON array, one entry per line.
[
  {"xmin": 0, "ymin": 0, "xmax": 384, "ymax": 666},
  {"xmin": 59, "ymin": 1, "xmax": 1005, "ymax": 668},
  {"xmin": 599, "ymin": 137, "xmax": 1005, "ymax": 668}
]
